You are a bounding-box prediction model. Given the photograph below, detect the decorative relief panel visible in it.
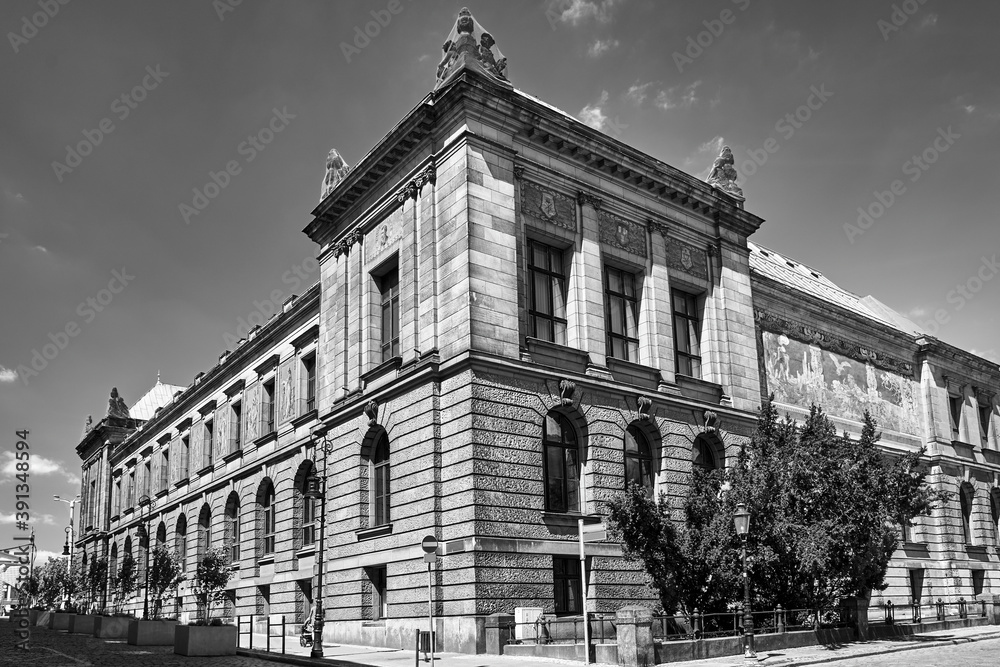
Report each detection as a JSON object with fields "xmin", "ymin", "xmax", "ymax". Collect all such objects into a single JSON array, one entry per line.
[
  {"xmin": 277, "ymin": 357, "xmax": 297, "ymax": 426},
  {"xmin": 665, "ymin": 238, "xmax": 708, "ymax": 280},
  {"xmin": 366, "ymin": 206, "xmax": 405, "ymax": 264},
  {"xmin": 520, "ymin": 180, "xmax": 575, "ymax": 231},
  {"xmin": 598, "ymin": 211, "xmax": 647, "ymax": 257}
]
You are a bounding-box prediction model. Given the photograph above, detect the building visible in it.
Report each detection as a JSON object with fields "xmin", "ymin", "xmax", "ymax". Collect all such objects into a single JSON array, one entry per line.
[{"xmin": 72, "ymin": 7, "xmax": 999, "ymax": 654}]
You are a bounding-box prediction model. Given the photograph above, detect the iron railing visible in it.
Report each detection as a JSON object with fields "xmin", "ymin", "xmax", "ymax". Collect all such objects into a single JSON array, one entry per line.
[
  {"xmin": 652, "ymin": 605, "xmax": 849, "ymax": 642},
  {"xmin": 507, "ymin": 613, "xmax": 618, "ymax": 645},
  {"xmin": 874, "ymin": 597, "xmax": 988, "ymax": 626},
  {"xmin": 236, "ymin": 615, "xmax": 289, "ymax": 653}
]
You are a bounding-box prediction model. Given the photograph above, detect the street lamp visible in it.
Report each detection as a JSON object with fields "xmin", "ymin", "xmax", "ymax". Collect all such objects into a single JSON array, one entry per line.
[
  {"xmin": 138, "ymin": 494, "xmax": 155, "ymax": 620},
  {"xmin": 304, "ymin": 428, "xmax": 335, "ymax": 659},
  {"xmin": 54, "ymin": 494, "xmax": 80, "ymax": 609},
  {"xmin": 733, "ymin": 502, "xmax": 756, "ymax": 664}
]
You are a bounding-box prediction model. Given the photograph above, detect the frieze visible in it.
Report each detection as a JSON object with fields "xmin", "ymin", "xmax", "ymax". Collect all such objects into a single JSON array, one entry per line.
[
  {"xmin": 665, "ymin": 238, "xmax": 708, "ymax": 280},
  {"xmin": 598, "ymin": 210, "xmax": 646, "ymax": 257},
  {"xmin": 366, "ymin": 207, "xmax": 404, "ymax": 263},
  {"xmin": 520, "ymin": 180, "xmax": 575, "ymax": 231},
  {"xmin": 754, "ymin": 309, "xmax": 915, "ymax": 376}
]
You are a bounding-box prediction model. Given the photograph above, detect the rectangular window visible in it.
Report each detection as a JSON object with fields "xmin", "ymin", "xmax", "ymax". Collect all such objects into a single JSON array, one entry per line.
[
  {"xmin": 380, "ymin": 269, "xmax": 400, "ymax": 362},
  {"xmin": 368, "ymin": 565, "xmax": 388, "ymax": 621},
  {"xmin": 127, "ymin": 471, "xmax": 135, "ymax": 507},
  {"xmin": 232, "ymin": 402, "xmax": 242, "ymax": 449},
  {"xmin": 160, "ymin": 450, "xmax": 169, "ymax": 491},
  {"xmin": 181, "ymin": 436, "xmax": 190, "ymax": 479},
  {"xmin": 672, "ymin": 289, "xmax": 702, "ymax": 379},
  {"xmin": 979, "ymin": 402, "xmax": 992, "ymax": 443},
  {"xmin": 553, "ymin": 557, "xmax": 582, "ymax": 615},
  {"xmin": 527, "ymin": 240, "xmax": 568, "ymax": 345},
  {"xmin": 113, "ymin": 480, "xmax": 121, "ymax": 516},
  {"xmin": 142, "ymin": 462, "xmax": 151, "ymax": 498},
  {"xmin": 262, "ymin": 380, "xmax": 275, "ymax": 436},
  {"xmin": 303, "ymin": 355, "xmax": 317, "ymax": 413},
  {"xmin": 302, "ymin": 495, "xmax": 316, "ymax": 547},
  {"xmin": 972, "ymin": 569, "xmax": 985, "ymax": 597},
  {"xmin": 604, "ymin": 265, "xmax": 640, "ymax": 361},
  {"xmin": 88, "ymin": 480, "xmax": 97, "ymax": 528},
  {"xmin": 949, "ymin": 393, "xmax": 963, "ymax": 437},
  {"xmin": 205, "ymin": 420, "xmax": 214, "ymax": 461}
]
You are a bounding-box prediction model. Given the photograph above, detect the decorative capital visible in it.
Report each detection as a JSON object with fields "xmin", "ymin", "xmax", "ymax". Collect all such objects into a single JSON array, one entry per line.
[
  {"xmin": 577, "ymin": 191, "xmax": 602, "ymax": 210},
  {"xmin": 512, "ymin": 164, "xmax": 526, "ymax": 180},
  {"xmin": 364, "ymin": 400, "xmax": 378, "ymax": 427},
  {"xmin": 558, "ymin": 379, "xmax": 576, "ymax": 407},
  {"xmin": 637, "ymin": 396, "xmax": 652, "ymax": 421},
  {"xmin": 414, "ymin": 164, "xmax": 436, "ymax": 190},
  {"xmin": 647, "ymin": 219, "xmax": 669, "ymax": 238}
]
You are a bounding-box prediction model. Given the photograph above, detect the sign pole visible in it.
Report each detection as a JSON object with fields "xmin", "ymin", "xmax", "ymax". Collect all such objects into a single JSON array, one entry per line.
[
  {"xmin": 427, "ymin": 560, "xmax": 434, "ymax": 667},
  {"xmin": 579, "ymin": 517, "xmax": 590, "ymax": 665}
]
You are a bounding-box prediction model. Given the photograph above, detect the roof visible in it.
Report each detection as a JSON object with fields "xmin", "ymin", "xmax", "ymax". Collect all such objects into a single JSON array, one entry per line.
[
  {"xmin": 747, "ymin": 241, "xmax": 921, "ymax": 336},
  {"xmin": 130, "ymin": 378, "xmax": 187, "ymax": 421}
]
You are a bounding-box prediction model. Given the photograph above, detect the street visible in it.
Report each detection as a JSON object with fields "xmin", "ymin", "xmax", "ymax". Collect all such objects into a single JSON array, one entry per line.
[{"xmin": 788, "ymin": 637, "xmax": 1000, "ymax": 666}]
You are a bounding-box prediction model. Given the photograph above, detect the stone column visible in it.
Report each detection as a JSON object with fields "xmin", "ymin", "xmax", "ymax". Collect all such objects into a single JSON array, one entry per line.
[
  {"xmin": 484, "ymin": 613, "xmax": 514, "ymax": 654},
  {"xmin": 616, "ymin": 606, "xmax": 656, "ymax": 667},
  {"xmin": 844, "ymin": 597, "xmax": 870, "ymax": 640}
]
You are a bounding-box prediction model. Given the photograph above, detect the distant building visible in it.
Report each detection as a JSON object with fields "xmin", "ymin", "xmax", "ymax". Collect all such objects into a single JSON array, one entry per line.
[{"xmin": 73, "ymin": 7, "xmax": 998, "ymax": 654}]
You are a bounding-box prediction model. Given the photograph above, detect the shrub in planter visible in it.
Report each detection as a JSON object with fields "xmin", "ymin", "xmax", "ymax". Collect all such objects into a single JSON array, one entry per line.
[
  {"xmin": 94, "ymin": 614, "xmax": 133, "ymax": 639},
  {"xmin": 128, "ymin": 618, "xmax": 180, "ymax": 646},
  {"xmin": 173, "ymin": 549, "xmax": 236, "ymax": 656}
]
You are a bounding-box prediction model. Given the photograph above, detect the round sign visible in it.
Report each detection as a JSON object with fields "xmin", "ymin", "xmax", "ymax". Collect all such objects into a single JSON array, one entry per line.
[{"xmin": 421, "ymin": 535, "xmax": 438, "ymax": 554}]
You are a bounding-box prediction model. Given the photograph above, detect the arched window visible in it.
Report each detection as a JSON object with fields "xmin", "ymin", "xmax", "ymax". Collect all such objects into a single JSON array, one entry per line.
[
  {"xmin": 109, "ymin": 543, "xmax": 118, "ymax": 591},
  {"xmin": 543, "ymin": 411, "xmax": 580, "ymax": 513},
  {"xmin": 960, "ymin": 482, "xmax": 975, "ymax": 545},
  {"xmin": 297, "ymin": 461, "xmax": 317, "ymax": 547},
  {"xmin": 198, "ymin": 504, "xmax": 212, "ymax": 563},
  {"xmin": 694, "ymin": 434, "xmax": 723, "ymax": 472},
  {"xmin": 259, "ymin": 480, "xmax": 276, "ymax": 556},
  {"xmin": 372, "ymin": 433, "xmax": 390, "ymax": 527},
  {"xmin": 990, "ymin": 489, "xmax": 1000, "ymax": 547},
  {"xmin": 624, "ymin": 424, "xmax": 653, "ymax": 494},
  {"xmin": 225, "ymin": 492, "xmax": 241, "ymax": 564},
  {"xmin": 137, "ymin": 525, "xmax": 148, "ymax": 585},
  {"xmin": 156, "ymin": 521, "xmax": 167, "ymax": 549},
  {"xmin": 175, "ymin": 514, "xmax": 187, "ymax": 573}
]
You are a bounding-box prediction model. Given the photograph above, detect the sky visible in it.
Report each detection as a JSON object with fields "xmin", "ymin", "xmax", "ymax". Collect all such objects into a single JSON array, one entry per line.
[{"xmin": 1, "ymin": 0, "xmax": 997, "ymax": 559}]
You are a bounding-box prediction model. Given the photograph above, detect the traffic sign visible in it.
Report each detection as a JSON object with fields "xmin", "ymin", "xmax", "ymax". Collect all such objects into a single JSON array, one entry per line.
[{"xmin": 421, "ymin": 535, "xmax": 438, "ymax": 562}]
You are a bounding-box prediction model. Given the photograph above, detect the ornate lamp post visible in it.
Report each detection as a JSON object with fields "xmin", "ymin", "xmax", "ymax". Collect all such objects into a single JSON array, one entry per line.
[
  {"xmin": 138, "ymin": 494, "xmax": 155, "ymax": 619},
  {"xmin": 733, "ymin": 502, "xmax": 756, "ymax": 664},
  {"xmin": 304, "ymin": 428, "xmax": 335, "ymax": 658},
  {"xmin": 54, "ymin": 494, "xmax": 80, "ymax": 607}
]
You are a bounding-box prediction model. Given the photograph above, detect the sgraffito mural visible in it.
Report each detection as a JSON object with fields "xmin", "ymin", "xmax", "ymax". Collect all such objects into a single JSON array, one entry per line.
[{"xmin": 762, "ymin": 331, "xmax": 921, "ymax": 435}]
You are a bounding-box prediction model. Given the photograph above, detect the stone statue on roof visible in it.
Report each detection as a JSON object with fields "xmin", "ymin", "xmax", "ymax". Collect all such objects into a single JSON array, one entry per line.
[
  {"xmin": 107, "ymin": 387, "xmax": 130, "ymax": 419},
  {"xmin": 83, "ymin": 415, "xmax": 93, "ymax": 437},
  {"xmin": 434, "ymin": 7, "xmax": 508, "ymax": 90},
  {"xmin": 320, "ymin": 148, "xmax": 350, "ymax": 202},
  {"xmin": 706, "ymin": 145, "xmax": 744, "ymax": 200}
]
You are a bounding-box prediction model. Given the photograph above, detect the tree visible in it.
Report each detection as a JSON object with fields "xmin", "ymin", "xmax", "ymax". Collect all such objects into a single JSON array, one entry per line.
[
  {"xmin": 83, "ymin": 557, "xmax": 108, "ymax": 614},
  {"xmin": 148, "ymin": 546, "xmax": 185, "ymax": 619},
  {"xmin": 192, "ymin": 548, "xmax": 233, "ymax": 623},
  {"xmin": 113, "ymin": 553, "xmax": 137, "ymax": 615},
  {"xmin": 35, "ymin": 558, "xmax": 68, "ymax": 609}
]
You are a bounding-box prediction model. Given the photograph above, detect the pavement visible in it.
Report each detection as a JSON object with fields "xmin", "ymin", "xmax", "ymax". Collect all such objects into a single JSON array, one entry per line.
[{"xmin": 3, "ymin": 618, "xmax": 1000, "ymax": 667}]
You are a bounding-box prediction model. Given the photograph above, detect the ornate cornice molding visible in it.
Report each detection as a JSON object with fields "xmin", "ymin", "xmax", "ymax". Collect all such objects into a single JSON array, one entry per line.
[{"xmin": 576, "ymin": 191, "xmax": 603, "ymax": 210}]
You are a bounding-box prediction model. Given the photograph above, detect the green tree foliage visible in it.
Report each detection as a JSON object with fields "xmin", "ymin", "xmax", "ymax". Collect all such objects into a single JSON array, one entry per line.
[
  {"xmin": 192, "ymin": 548, "xmax": 233, "ymax": 623},
  {"xmin": 114, "ymin": 553, "xmax": 137, "ymax": 614},
  {"xmin": 82, "ymin": 557, "xmax": 108, "ymax": 614},
  {"xmin": 608, "ymin": 397, "xmax": 947, "ymax": 614},
  {"xmin": 35, "ymin": 558, "xmax": 65, "ymax": 609},
  {"xmin": 148, "ymin": 546, "xmax": 185, "ymax": 619}
]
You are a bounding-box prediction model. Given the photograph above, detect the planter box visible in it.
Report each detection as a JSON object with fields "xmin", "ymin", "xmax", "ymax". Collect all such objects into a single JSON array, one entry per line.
[
  {"xmin": 174, "ymin": 624, "xmax": 238, "ymax": 656},
  {"xmin": 94, "ymin": 616, "xmax": 132, "ymax": 639},
  {"xmin": 52, "ymin": 613, "xmax": 76, "ymax": 631},
  {"xmin": 128, "ymin": 619, "xmax": 179, "ymax": 645},
  {"xmin": 69, "ymin": 614, "xmax": 98, "ymax": 634},
  {"xmin": 28, "ymin": 610, "xmax": 40, "ymax": 626}
]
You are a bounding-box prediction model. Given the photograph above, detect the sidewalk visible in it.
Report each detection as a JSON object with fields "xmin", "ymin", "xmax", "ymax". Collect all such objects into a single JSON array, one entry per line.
[{"xmin": 237, "ymin": 624, "xmax": 1000, "ymax": 667}]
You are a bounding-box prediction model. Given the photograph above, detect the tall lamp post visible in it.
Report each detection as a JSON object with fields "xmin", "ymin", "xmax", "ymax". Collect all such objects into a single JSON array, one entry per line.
[
  {"xmin": 138, "ymin": 494, "xmax": 155, "ymax": 619},
  {"xmin": 733, "ymin": 503, "xmax": 756, "ymax": 664},
  {"xmin": 304, "ymin": 429, "xmax": 335, "ymax": 658},
  {"xmin": 54, "ymin": 494, "xmax": 80, "ymax": 609}
]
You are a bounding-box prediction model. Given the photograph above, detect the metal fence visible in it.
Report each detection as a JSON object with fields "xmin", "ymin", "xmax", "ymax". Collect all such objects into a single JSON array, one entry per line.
[
  {"xmin": 653, "ymin": 605, "xmax": 849, "ymax": 642},
  {"xmin": 874, "ymin": 597, "xmax": 989, "ymax": 626},
  {"xmin": 507, "ymin": 612, "xmax": 618, "ymax": 645},
  {"xmin": 236, "ymin": 615, "xmax": 289, "ymax": 653}
]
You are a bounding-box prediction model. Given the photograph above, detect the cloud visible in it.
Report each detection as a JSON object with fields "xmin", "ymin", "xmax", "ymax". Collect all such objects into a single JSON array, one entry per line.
[
  {"xmin": 654, "ymin": 81, "xmax": 701, "ymax": 110},
  {"xmin": 34, "ymin": 245, "xmax": 49, "ymax": 253},
  {"xmin": 626, "ymin": 81, "xmax": 653, "ymax": 105},
  {"xmin": 0, "ymin": 452, "xmax": 80, "ymax": 485},
  {"xmin": 0, "ymin": 366, "xmax": 17, "ymax": 383},
  {"xmin": 588, "ymin": 38, "xmax": 619, "ymax": 57},
  {"xmin": 578, "ymin": 90, "xmax": 610, "ymax": 130},
  {"xmin": 920, "ymin": 13, "xmax": 938, "ymax": 29},
  {"xmin": 908, "ymin": 307, "xmax": 928, "ymax": 318},
  {"xmin": 553, "ymin": 0, "xmax": 620, "ymax": 25},
  {"xmin": 34, "ymin": 550, "xmax": 65, "ymax": 564},
  {"xmin": 0, "ymin": 512, "xmax": 55, "ymax": 525}
]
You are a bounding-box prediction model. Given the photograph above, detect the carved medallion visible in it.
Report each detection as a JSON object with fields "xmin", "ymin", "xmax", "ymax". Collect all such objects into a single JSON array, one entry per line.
[
  {"xmin": 681, "ymin": 246, "xmax": 693, "ymax": 270},
  {"xmin": 666, "ymin": 239, "xmax": 708, "ymax": 280},
  {"xmin": 540, "ymin": 192, "xmax": 557, "ymax": 219},
  {"xmin": 598, "ymin": 211, "xmax": 647, "ymax": 257},
  {"xmin": 521, "ymin": 181, "xmax": 574, "ymax": 231}
]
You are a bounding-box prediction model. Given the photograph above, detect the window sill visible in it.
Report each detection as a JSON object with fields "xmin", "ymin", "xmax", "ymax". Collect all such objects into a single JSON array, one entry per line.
[
  {"xmin": 174, "ymin": 477, "xmax": 189, "ymax": 489},
  {"xmin": 675, "ymin": 374, "xmax": 724, "ymax": 405},
  {"xmin": 296, "ymin": 546, "xmax": 316, "ymax": 559},
  {"xmin": 254, "ymin": 431, "xmax": 278, "ymax": 447},
  {"xmin": 222, "ymin": 448, "xmax": 243, "ymax": 463},
  {"xmin": 110, "ymin": 514, "xmax": 120, "ymax": 523},
  {"xmin": 196, "ymin": 464, "xmax": 214, "ymax": 477},
  {"xmin": 607, "ymin": 357, "xmax": 661, "ymax": 391},
  {"xmin": 292, "ymin": 409, "xmax": 317, "ymax": 429},
  {"xmin": 258, "ymin": 556, "xmax": 275, "ymax": 566},
  {"xmin": 525, "ymin": 337, "xmax": 589, "ymax": 374},
  {"xmin": 123, "ymin": 508, "xmax": 134, "ymax": 516},
  {"xmin": 356, "ymin": 524, "xmax": 393, "ymax": 541},
  {"xmin": 361, "ymin": 356, "xmax": 403, "ymax": 385},
  {"xmin": 229, "ymin": 564, "xmax": 241, "ymax": 572},
  {"xmin": 966, "ymin": 545, "xmax": 989, "ymax": 557},
  {"xmin": 155, "ymin": 489, "xmax": 169, "ymax": 499}
]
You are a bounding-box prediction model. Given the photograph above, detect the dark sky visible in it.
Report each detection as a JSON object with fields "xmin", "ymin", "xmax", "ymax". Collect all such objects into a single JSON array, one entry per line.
[{"xmin": 1, "ymin": 0, "xmax": 998, "ymax": 558}]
